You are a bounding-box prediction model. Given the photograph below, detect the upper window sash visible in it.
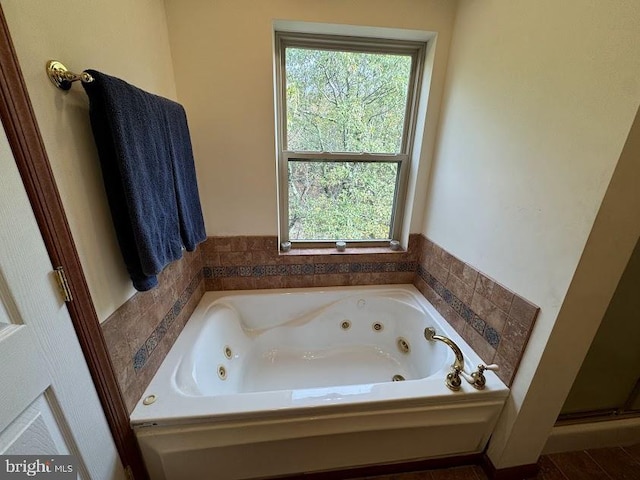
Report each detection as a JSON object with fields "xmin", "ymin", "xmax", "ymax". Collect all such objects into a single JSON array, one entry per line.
[{"xmin": 276, "ymin": 32, "xmax": 424, "ymax": 156}]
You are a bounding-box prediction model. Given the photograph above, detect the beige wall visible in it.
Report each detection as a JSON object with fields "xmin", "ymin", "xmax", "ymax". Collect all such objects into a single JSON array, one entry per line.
[
  {"xmin": 2, "ymin": 0, "xmax": 178, "ymax": 321},
  {"xmin": 163, "ymin": 0, "xmax": 458, "ymax": 237},
  {"xmin": 425, "ymin": 0, "xmax": 640, "ymax": 468}
]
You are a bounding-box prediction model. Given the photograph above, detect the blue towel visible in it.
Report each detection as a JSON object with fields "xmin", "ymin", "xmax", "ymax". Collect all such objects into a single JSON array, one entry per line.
[
  {"xmin": 83, "ymin": 71, "xmax": 206, "ymax": 291},
  {"xmin": 161, "ymin": 99, "xmax": 207, "ymax": 251}
]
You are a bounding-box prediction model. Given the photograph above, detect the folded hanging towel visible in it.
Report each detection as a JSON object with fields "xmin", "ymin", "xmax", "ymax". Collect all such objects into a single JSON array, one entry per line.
[
  {"xmin": 83, "ymin": 70, "xmax": 205, "ymax": 291},
  {"xmin": 161, "ymin": 99, "xmax": 206, "ymax": 251}
]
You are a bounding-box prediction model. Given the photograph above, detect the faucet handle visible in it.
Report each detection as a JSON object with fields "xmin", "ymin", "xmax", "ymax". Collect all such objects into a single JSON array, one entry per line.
[
  {"xmin": 464, "ymin": 363, "xmax": 500, "ymax": 390},
  {"xmin": 481, "ymin": 364, "xmax": 499, "ymax": 372}
]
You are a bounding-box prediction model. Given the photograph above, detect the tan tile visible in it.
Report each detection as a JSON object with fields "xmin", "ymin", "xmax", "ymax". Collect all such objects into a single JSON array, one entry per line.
[
  {"xmin": 470, "ymin": 292, "xmax": 507, "ymax": 332},
  {"xmin": 432, "ymin": 244, "xmax": 454, "ymax": 270},
  {"xmin": 496, "ymin": 313, "xmax": 535, "ymax": 368},
  {"xmin": 203, "ymin": 251, "xmax": 220, "ymax": 266},
  {"xmin": 245, "ymin": 236, "xmax": 265, "ymax": 251},
  {"xmin": 219, "ymin": 251, "xmax": 253, "ymax": 266},
  {"xmin": 429, "ymin": 261, "xmax": 450, "ymax": 286},
  {"xmin": 121, "ymin": 294, "xmax": 167, "ymax": 355},
  {"xmin": 433, "ymin": 297, "xmax": 466, "ymax": 336},
  {"xmin": 282, "ymin": 275, "xmax": 315, "ymax": 288},
  {"xmin": 252, "ymin": 250, "xmax": 279, "ymax": 265},
  {"xmin": 172, "ymin": 266, "xmax": 195, "ymax": 298},
  {"xmin": 278, "ymin": 253, "xmax": 315, "ymax": 264},
  {"xmin": 316, "ymin": 253, "xmax": 360, "ymax": 264},
  {"xmin": 161, "ymin": 253, "xmax": 185, "ymax": 282},
  {"xmin": 205, "ymin": 277, "xmax": 222, "ymax": 291},
  {"xmin": 509, "ymin": 295, "xmax": 539, "ymax": 327},
  {"xmin": 262, "ymin": 236, "xmax": 279, "ymax": 251},
  {"xmin": 201, "ymin": 239, "xmax": 219, "ymax": 264},
  {"xmin": 313, "ymin": 274, "xmax": 351, "ymax": 287},
  {"xmin": 122, "ymin": 376, "xmax": 143, "ymax": 414},
  {"xmin": 415, "ymin": 278, "xmax": 439, "ymax": 306},
  {"xmin": 474, "ymin": 274, "xmax": 495, "ymax": 299},
  {"xmin": 229, "ymin": 236, "xmax": 248, "ymax": 251},
  {"xmin": 447, "ymin": 273, "xmax": 475, "ymax": 305},
  {"xmin": 462, "ymin": 324, "xmax": 496, "ymax": 365},
  {"xmin": 212, "ymin": 236, "xmax": 232, "ymax": 252},
  {"xmin": 221, "ymin": 277, "xmax": 256, "ymax": 290},
  {"xmin": 393, "ymin": 272, "xmax": 416, "ymax": 284},
  {"xmin": 254, "ymin": 276, "xmax": 285, "ymax": 289},
  {"xmin": 488, "ymin": 283, "xmax": 514, "ymax": 313},
  {"xmin": 102, "ymin": 319, "xmax": 136, "ymax": 389},
  {"xmin": 408, "ymin": 233, "xmax": 423, "ymax": 255},
  {"xmin": 492, "ymin": 352, "xmax": 516, "ymax": 386},
  {"xmin": 449, "ymin": 258, "xmax": 478, "ymax": 288}
]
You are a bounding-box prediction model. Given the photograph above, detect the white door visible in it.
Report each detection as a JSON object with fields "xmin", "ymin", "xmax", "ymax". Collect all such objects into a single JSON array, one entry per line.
[{"xmin": 0, "ymin": 118, "xmax": 125, "ymax": 480}]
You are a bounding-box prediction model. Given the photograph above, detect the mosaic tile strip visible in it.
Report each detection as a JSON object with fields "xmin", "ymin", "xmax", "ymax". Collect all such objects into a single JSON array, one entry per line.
[
  {"xmin": 416, "ymin": 264, "xmax": 502, "ymax": 348},
  {"xmin": 204, "ymin": 261, "xmax": 417, "ymax": 279},
  {"xmin": 133, "ymin": 271, "xmax": 203, "ymax": 372},
  {"xmin": 413, "ymin": 236, "xmax": 540, "ymax": 386}
]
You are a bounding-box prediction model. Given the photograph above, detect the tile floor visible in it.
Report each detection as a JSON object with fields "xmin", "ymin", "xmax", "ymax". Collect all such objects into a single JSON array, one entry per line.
[{"xmin": 359, "ymin": 444, "xmax": 640, "ymax": 480}]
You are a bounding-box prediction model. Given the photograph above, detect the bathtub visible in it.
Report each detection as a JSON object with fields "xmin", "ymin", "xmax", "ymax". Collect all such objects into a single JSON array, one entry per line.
[{"xmin": 131, "ymin": 285, "xmax": 509, "ymax": 480}]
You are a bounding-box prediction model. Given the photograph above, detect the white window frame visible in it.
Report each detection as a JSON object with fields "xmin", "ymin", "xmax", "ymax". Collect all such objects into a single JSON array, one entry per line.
[{"xmin": 275, "ymin": 32, "xmax": 426, "ymax": 248}]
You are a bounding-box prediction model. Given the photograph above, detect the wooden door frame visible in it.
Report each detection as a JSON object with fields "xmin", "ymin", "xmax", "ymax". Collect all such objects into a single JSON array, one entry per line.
[{"xmin": 0, "ymin": 6, "xmax": 147, "ymax": 479}]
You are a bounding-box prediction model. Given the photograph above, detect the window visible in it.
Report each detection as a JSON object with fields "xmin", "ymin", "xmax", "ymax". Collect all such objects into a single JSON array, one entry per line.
[{"xmin": 275, "ymin": 32, "xmax": 425, "ymax": 247}]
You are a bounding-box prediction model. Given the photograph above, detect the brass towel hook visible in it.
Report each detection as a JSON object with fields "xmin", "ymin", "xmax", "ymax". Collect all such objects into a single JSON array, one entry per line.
[{"xmin": 46, "ymin": 60, "xmax": 94, "ymax": 90}]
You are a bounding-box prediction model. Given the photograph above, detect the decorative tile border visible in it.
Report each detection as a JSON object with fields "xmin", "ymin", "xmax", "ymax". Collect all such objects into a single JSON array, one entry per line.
[
  {"xmin": 417, "ymin": 264, "xmax": 502, "ymax": 348},
  {"xmin": 413, "ymin": 236, "xmax": 539, "ymax": 386},
  {"xmin": 132, "ymin": 272, "xmax": 202, "ymax": 372},
  {"xmin": 101, "ymin": 248, "xmax": 205, "ymax": 412},
  {"xmin": 204, "ymin": 261, "xmax": 417, "ymax": 279},
  {"xmin": 202, "ymin": 235, "xmax": 420, "ymax": 290}
]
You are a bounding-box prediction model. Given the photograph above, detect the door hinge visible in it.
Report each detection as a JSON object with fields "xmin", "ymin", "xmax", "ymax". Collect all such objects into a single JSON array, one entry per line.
[
  {"xmin": 124, "ymin": 465, "xmax": 134, "ymax": 480},
  {"xmin": 54, "ymin": 266, "xmax": 73, "ymax": 302}
]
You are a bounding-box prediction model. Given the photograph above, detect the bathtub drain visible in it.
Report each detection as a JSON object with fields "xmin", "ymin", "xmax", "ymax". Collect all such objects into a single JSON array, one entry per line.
[
  {"xmin": 341, "ymin": 320, "xmax": 351, "ymax": 330},
  {"xmin": 392, "ymin": 374, "xmax": 405, "ymax": 382}
]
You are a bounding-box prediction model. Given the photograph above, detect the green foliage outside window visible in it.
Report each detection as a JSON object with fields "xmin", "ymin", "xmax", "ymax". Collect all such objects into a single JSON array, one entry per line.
[{"xmin": 285, "ymin": 48, "xmax": 412, "ymax": 241}]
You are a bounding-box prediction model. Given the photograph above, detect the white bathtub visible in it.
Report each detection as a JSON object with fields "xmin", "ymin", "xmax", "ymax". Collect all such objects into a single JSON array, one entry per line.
[{"xmin": 131, "ymin": 285, "xmax": 509, "ymax": 480}]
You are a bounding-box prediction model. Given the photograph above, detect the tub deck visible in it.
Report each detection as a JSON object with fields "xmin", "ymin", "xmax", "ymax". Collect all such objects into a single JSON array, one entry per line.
[{"xmin": 131, "ymin": 285, "xmax": 509, "ymax": 480}]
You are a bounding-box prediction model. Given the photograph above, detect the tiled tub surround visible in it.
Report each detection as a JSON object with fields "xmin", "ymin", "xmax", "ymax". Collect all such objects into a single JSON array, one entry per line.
[
  {"xmin": 413, "ymin": 238, "xmax": 540, "ymax": 386},
  {"xmin": 201, "ymin": 235, "xmax": 538, "ymax": 386},
  {"xmin": 201, "ymin": 235, "xmax": 421, "ymax": 290},
  {"xmin": 101, "ymin": 249, "xmax": 205, "ymax": 412}
]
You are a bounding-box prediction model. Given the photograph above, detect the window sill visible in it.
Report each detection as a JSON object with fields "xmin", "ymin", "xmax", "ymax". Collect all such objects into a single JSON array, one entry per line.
[{"xmin": 279, "ymin": 246, "xmax": 406, "ymax": 257}]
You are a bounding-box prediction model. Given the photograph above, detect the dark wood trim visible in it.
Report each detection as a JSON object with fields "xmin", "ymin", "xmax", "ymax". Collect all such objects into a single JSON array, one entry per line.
[
  {"xmin": 0, "ymin": 6, "xmax": 147, "ymax": 479},
  {"xmin": 482, "ymin": 454, "xmax": 539, "ymax": 480},
  {"xmin": 264, "ymin": 453, "xmax": 482, "ymax": 480}
]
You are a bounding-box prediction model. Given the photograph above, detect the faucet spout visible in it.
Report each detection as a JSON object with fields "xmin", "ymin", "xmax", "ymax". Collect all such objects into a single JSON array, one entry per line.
[
  {"xmin": 424, "ymin": 327, "xmax": 464, "ymax": 371},
  {"xmin": 424, "ymin": 327, "xmax": 465, "ymax": 391}
]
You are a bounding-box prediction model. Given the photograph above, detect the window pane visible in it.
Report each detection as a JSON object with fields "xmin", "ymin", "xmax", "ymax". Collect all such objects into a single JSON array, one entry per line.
[
  {"xmin": 285, "ymin": 48, "xmax": 412, "ymax": 154},
  {"xmin": 288, "ymin": 161, "xmax": 398, "ymax": 240}
]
